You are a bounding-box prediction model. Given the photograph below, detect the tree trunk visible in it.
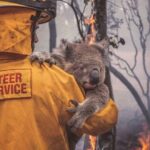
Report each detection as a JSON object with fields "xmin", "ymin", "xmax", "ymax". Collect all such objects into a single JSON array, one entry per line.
[
  {"xmin": 95, "ymin": 0, "xmax": 114, "ymax": 99},
  {"xmin": 49, "ymin": 19, "xmax": 57, "ymax": 52},
  {"xmin": 95, "ymin": 0, "xmax": 116, "ymax": 149},
  {"xmin": 147, "ymin": 95, "xmax": 150, "ymax": 118},
  {"xmin": 95, "ymin": 0, "xmax": 107, "ymax": 41}
]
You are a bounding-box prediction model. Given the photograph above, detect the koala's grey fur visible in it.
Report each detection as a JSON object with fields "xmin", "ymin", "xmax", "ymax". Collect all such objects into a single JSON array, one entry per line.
[{"xmin": 30, "ymin": 39, "xmax": 110, "ymax": 149}]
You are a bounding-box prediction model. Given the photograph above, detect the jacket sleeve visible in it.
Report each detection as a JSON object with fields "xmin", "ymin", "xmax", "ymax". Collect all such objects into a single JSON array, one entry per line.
[{"xmin": 78, "ymin": 99, "xmax": 118, "ymax": 136}]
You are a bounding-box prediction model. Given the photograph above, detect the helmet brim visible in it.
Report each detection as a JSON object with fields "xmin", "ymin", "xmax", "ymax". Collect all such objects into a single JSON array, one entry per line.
[{"xmin": 0, "ymin": 1, "xmax": 56, "ymax": 24}]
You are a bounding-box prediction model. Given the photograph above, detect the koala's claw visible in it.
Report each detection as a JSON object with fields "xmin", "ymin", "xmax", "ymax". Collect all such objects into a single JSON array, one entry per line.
[
  {"xmin": 30, "ymin": 51, "xmax": 56, "ymax": 66},
  {"xmin": 46, "ymin": 57, "xmax": 56, "ymax": 66},
  {"xmin": 30, "ymin": 51, "xmax": 45, "ymax": 64},
  {"xmin": 67, "ymin": 107, "xmax": 77, "ymax": 113},
  {"xmin": 70, "ymin": 99, "xmax": 79, "ymax": 107},
  {"xmin": 30, "ymin": 53, "xmax": 39, "ymax": 63},
  {"xmin": 67, "ymin": 99, "xmax": 78, "ymax": 113}
]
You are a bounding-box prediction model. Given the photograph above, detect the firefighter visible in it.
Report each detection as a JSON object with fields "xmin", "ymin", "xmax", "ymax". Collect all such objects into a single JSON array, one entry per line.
[{"xmin": 0, "ymin": 0, "xmax": 118, "ymax": 150}]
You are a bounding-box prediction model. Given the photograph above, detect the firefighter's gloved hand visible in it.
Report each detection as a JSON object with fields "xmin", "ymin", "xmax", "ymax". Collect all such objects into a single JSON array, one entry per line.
[{"xmin": 30, "ymin": 51, "xmax": 56, "ymax": 66}]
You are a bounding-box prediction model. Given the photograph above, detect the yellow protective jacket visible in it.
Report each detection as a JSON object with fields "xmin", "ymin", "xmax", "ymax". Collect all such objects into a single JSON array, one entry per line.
[{"xmin": 0, "ymin": 8, "xmax": 118, "ymax": 150}]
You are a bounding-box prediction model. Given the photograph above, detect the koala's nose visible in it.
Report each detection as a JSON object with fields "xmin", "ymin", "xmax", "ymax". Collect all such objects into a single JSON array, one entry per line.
[{"xmin": 90, "ymin": 69, "xmax": 100, "ymax": 85}]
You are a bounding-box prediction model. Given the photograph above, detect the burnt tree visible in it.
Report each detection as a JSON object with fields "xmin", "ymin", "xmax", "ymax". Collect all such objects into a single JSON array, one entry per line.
[{"xmin": 95, "ymin": 0, "xmax": 116, "ymax": 150}]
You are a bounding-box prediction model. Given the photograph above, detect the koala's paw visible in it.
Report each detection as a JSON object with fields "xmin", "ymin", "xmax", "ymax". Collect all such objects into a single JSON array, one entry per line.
[
  {"xmin": 30, "ymin": 51, "xmax": 56, "ymax": 66},
  {"xmin": 67, "ymin": 100, "xmax": 93, "ymax": 132}
]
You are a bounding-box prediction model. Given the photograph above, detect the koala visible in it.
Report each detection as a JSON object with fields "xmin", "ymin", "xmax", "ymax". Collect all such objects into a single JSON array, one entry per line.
[
  {"xmin": 30, "ymin": 39, "xmax": 110, "ymax": 149},
  {"xmin": 30, "ymin": 39, "xmax": 110, "ymax": 131}
]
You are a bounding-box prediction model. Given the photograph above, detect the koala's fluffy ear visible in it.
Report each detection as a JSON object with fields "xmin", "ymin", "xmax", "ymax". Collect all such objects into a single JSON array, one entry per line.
[
  {"xmin": 91, "ymin": 38, "xmax": 110, "ymax": 66},
  {"xmin": 60, "ymin": 39, "xmax": 76, "ymax": 61},
  {"xmin": 53, "ymin": 39, "xmax": 71, "ymax": 58}
]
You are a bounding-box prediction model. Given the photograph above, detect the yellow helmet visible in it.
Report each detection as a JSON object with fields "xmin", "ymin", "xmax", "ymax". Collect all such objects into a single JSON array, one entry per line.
[{"xmin": 0, "ymin": 0, "xmax": 57, "ymax": 23}]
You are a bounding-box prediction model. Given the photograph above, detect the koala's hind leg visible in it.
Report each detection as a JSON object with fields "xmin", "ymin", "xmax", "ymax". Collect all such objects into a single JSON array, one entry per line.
[{"xmin": 30, "ymin": 51, "xmax": 56, "ymax": 65}]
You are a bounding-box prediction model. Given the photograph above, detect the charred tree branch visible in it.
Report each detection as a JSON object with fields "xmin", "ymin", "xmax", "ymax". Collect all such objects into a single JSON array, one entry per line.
[
  {"xmin": 121, "ymin": 0, "xmax": 138, "ymax": 70},
  {"xmin": 111, "ymin": 52, "xmax": 146, "ymax": 96},
  {"xmin": 121, "ymin": 0, "xmax": 150, "ymax": 115},
  {"xmin": 57, "ymin": 0, "xmax": 84, "ymax": 40},
  {"xmin": 110, "ymin": 66, "xmax": 150, "ymax": 127},
  {"xmin": 145, "ymin": 0, "xmax": 150, "ymax": 39}
]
